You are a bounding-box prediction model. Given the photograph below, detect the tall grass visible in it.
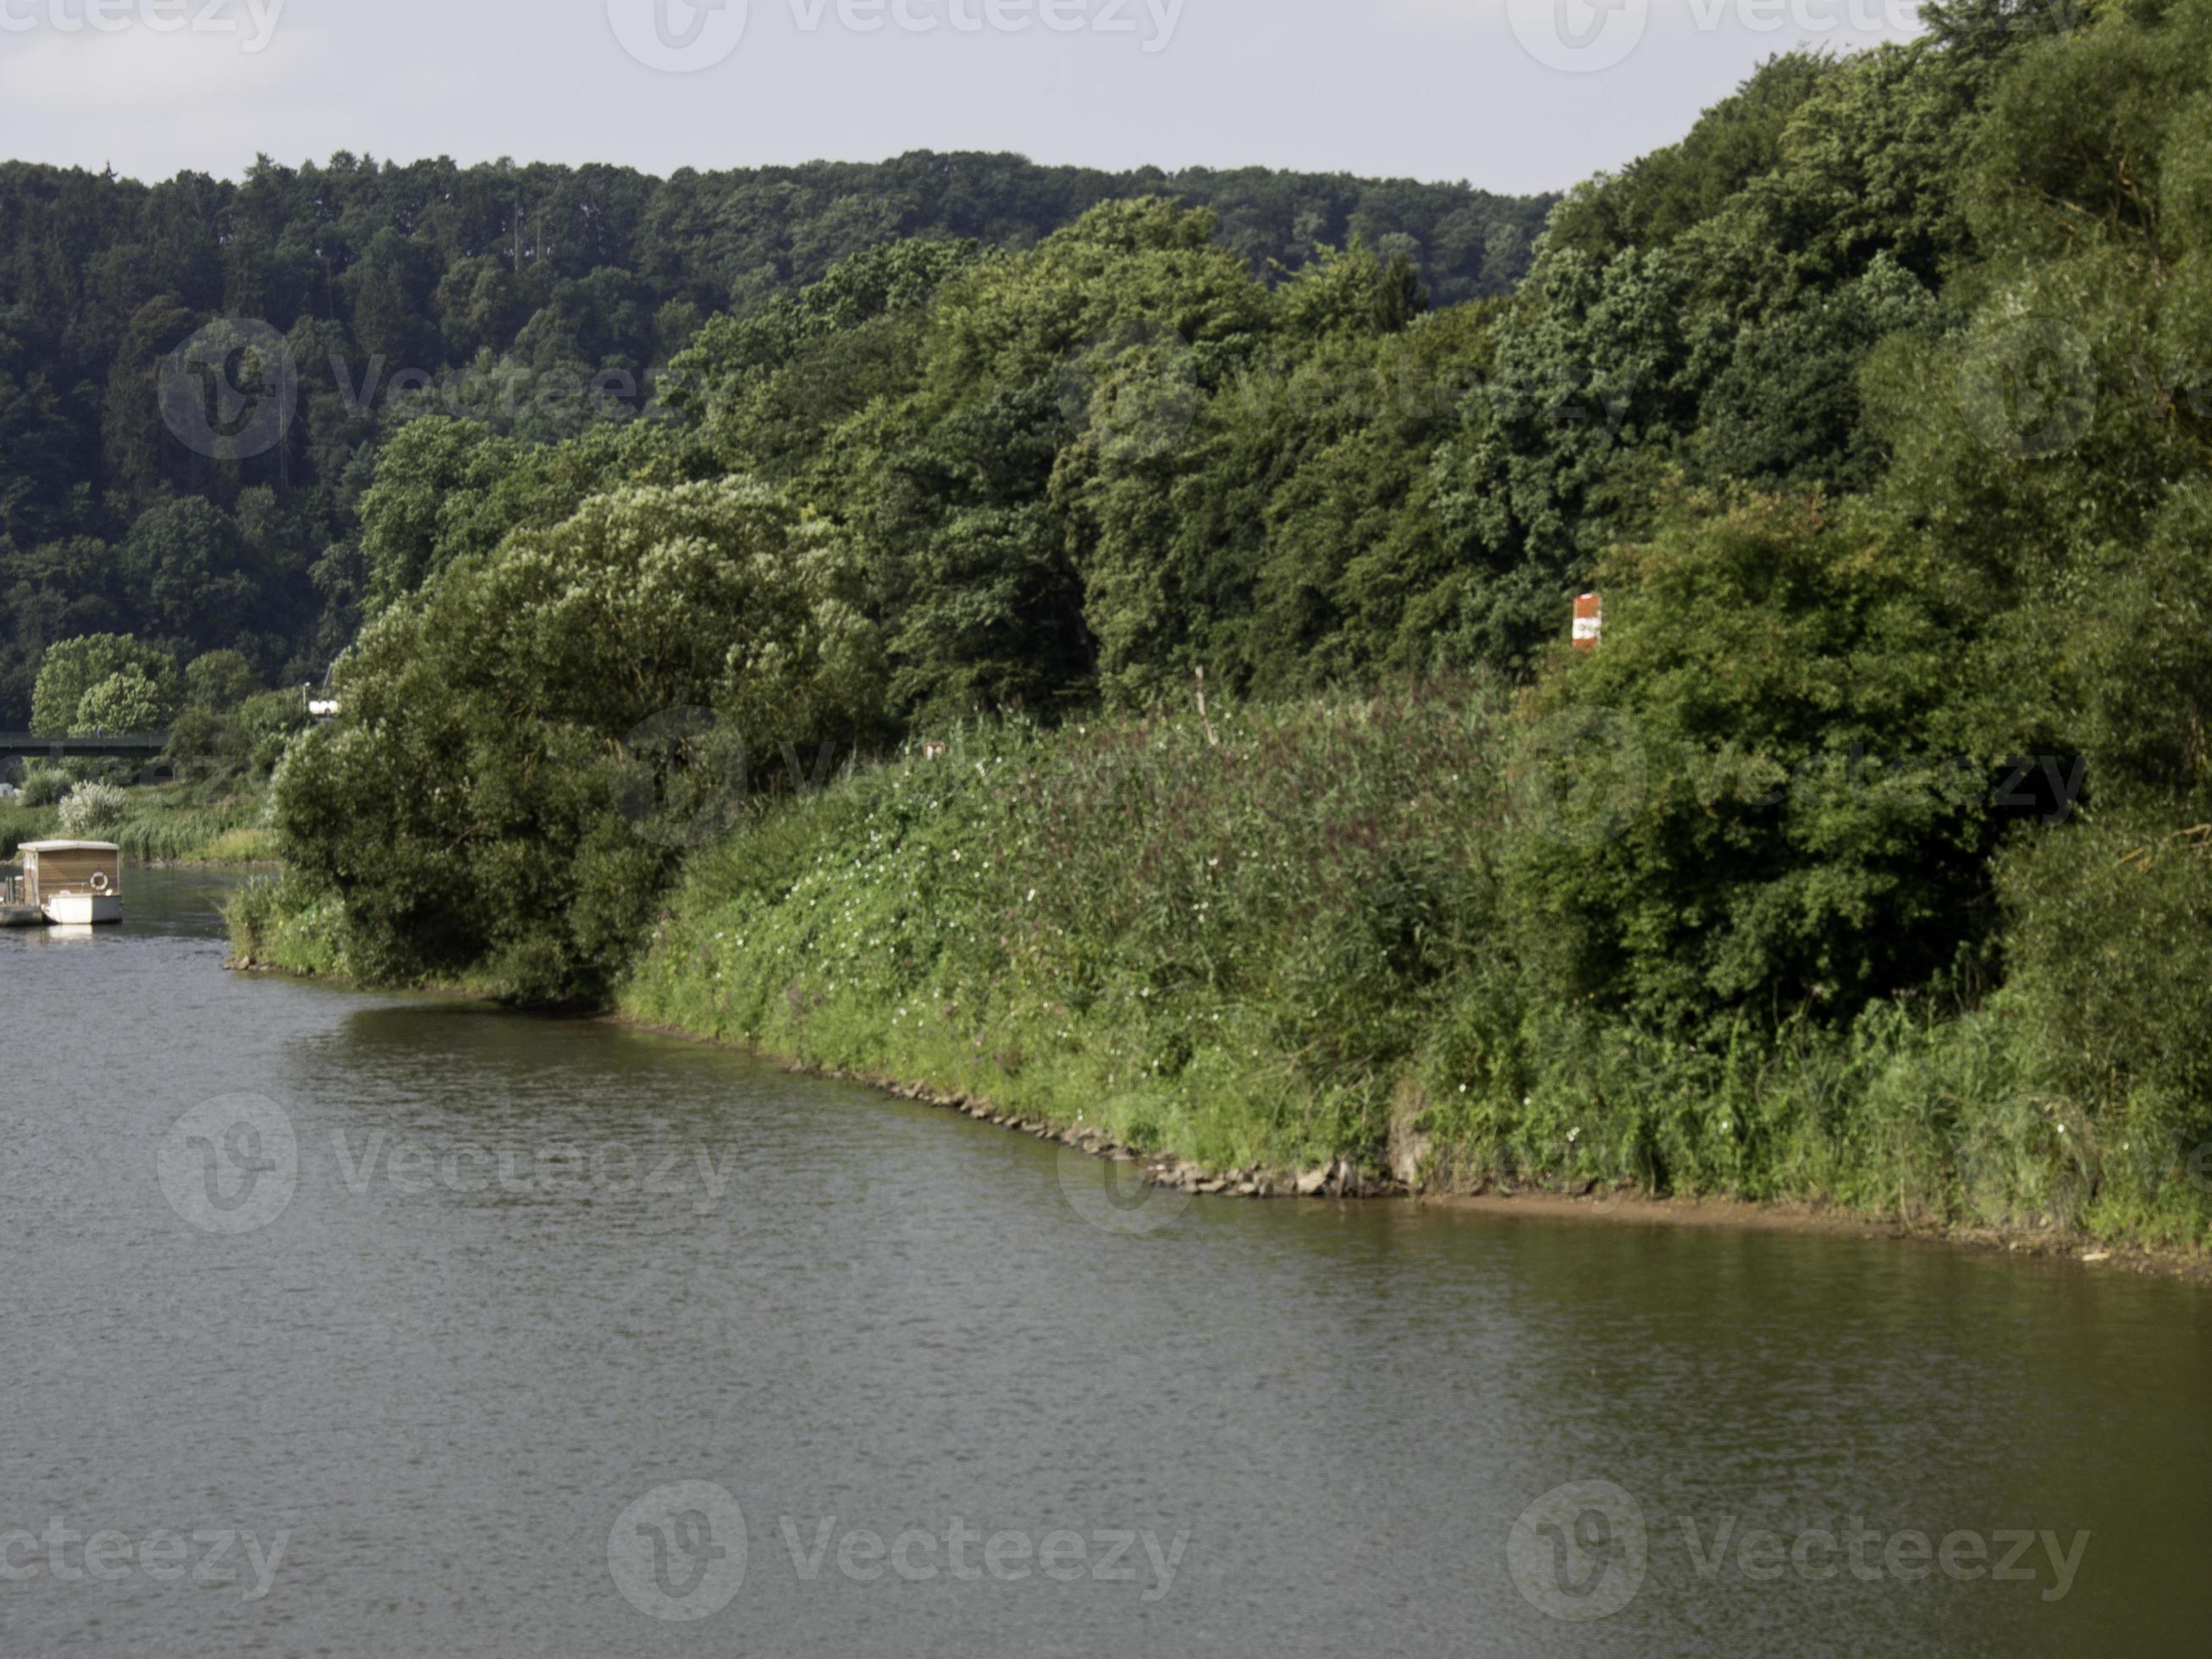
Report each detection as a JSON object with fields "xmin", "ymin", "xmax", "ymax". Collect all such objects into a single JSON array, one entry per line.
[
  {"xmin": 0, "ymin": 802, "xmax": 55, "ymax": 859},
  {"xmin": 613, "ymin": 685, "xmax": 2209, "ymax": 1249},
  {"xmin": 0, "ymin": 780, "xmax": 273, "ymax": 863}
]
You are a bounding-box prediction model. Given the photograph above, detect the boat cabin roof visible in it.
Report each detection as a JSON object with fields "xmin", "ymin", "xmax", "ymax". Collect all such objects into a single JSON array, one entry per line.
[{"xmin": 20, "ymin": 841, "xmax": 120, "ymax": 854}]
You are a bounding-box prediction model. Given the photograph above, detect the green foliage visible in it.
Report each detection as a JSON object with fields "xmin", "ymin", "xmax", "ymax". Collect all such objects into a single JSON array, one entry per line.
[
  {"xmin": 270, "ymin": 477, "xmax": 890, "ymax": 1002},
  {"xmin": 74, "ymin": 669, "xmax": 169, "ymax": 734},
  {"xmin": 0, "ymin": 149, "xmax": 1551, "ymax": 725},
  {"xmin": 184, "ymin": 649, "xmax": 262, "ymax": 713},
  {"xmin": 626, "ymin": 687, "xmax": 1514, "ymax": 1171},
  {"xmin": 219, "ymin": 6, "xmax": 2212, "ymax": 1253},
  {"xmin": 16, "ymin": 765, "xmax": 68, "ymax": 808},
  {"xmin": 1505, "ymin": 491, "xmax": 2000, "ymax": 1030},
  {"xmin": 2001, "ymin": 818, "xmax": 2212, "ymax": 1158},
  {"xmin": 605, "ymin": 692, "xmax": 2203, "ymax": 1243},
  {"xmin": 30, "ymin": 634, "xmax": 179, "ymax": 732}
]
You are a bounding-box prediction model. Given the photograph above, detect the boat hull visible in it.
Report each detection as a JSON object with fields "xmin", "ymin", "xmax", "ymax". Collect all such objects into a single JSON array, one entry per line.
[{"xmin": 43, "ymin": 892, "xmax": 121, "ymax": 925}]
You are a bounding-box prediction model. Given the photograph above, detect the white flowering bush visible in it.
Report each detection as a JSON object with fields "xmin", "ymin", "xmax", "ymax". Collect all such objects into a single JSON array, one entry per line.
[{"xmin": 57, "ymin": 780, "xmax": 128, "ymax": 835}]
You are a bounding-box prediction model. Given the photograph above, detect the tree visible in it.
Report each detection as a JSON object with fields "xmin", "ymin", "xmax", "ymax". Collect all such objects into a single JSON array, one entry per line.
[
  {"xmin": 74, "ymin": 668, "xmax": 169, "ymax": 734},
  {"xmin": 30, "ymin": 635, "xmax": 178, "ymax": 733},
  {"xmin": 185, "ymin": 649, "xmax": 262, "ymax": 712},
  {"xmin": 272, "ymin": 477, "xmax": 889, "ymax": 1002}
]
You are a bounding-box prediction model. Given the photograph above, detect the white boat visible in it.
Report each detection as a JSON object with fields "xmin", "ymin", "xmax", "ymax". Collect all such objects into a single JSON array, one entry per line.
[
  {"xmin": 41, "ymin": 889, "xmax": 121, "ymax": 924},
  {"xmin": 17, "ymin": 841, "xmax": 124, "ymax": 926}
]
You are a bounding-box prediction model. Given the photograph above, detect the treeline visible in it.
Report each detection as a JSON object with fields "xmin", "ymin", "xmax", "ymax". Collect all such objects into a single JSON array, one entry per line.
[
  {"xmin": 244, "ymin": 0, "xmax": 2212, "ymax": 1241},
  {"xmin": 0, "ymin": 149, "xmax": 1551, "ymax": 726}
]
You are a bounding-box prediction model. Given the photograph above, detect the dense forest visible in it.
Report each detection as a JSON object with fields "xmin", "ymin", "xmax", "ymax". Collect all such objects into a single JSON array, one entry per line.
[{"xmin": 0, "ymin": 149, "xmax": 1551, "ymax": 726}]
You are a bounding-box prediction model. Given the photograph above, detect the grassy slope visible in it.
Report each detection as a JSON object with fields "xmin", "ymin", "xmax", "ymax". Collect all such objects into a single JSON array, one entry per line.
[{"xmin": 611, "ymin": 690, "xmax": 2209, "ymax": 1251}]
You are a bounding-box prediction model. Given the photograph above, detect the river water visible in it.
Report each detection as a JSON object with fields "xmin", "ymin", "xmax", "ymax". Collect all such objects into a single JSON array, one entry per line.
[{"xmin": 3, "ymin": 868, "xmax": 2207, "ymax": 1656}]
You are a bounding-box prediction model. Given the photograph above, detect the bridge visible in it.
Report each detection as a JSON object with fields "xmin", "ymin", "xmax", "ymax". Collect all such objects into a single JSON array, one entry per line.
[{"xmin": 0, "ymin": 732, "xmax": 170, "ymax": 763}]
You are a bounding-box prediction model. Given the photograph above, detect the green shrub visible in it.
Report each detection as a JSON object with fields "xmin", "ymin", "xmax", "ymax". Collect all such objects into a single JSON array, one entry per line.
[
  {"xmin": 1502, "ymin": 489, "xmax": 1998, "ymax": 1033},
  {"xmin": 18, "ymin": 766, "xmax": 68, "ymax": 808}
]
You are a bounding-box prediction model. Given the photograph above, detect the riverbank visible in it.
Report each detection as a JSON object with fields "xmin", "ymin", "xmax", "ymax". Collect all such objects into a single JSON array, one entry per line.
[
  {"xmin": 227, "ymin": 902, "xmax": 2212, "ymax": 1280},
  {"xmin": 604, "ymin": 1007, "xmax": 2212, "ymax": 1284},
  {"xmin": 231, "ymin": 690, "xmax": 2212, "ymax": 1264},
  {"xmin": 3, "ymin": 779, "xmax": 278, "ymax": 865}
]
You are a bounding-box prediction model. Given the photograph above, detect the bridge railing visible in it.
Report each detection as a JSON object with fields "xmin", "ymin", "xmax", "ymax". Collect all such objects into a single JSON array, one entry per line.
[
  {"xmin": 0, "ymin": 730, "xmax": 170, "ymax": 752},
  {"xmin": 0, "ymin": 732, "xmax": 171, "ymax": 757}
]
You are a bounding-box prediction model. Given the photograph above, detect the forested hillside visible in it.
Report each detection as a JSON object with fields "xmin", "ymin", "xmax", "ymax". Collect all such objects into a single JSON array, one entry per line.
[
  {"xmin": 0, "ymin": 150, "xmax": 1549, "ymax": 725},
  {"xmin": 209, "ymin": 0, "xmax": 2212, "ymax": 1243}
]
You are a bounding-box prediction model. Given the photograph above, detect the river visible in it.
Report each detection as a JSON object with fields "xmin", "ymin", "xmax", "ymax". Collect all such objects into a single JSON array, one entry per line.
[{"xmin": 3, "ymin": 868, "xmax": 2206, "ymax": 1656}]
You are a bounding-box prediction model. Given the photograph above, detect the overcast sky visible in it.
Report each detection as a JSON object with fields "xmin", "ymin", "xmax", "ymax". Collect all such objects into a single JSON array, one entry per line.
[{"xmin": 0, "ymin": 0, "xmax": 1927, "ymax": 195}]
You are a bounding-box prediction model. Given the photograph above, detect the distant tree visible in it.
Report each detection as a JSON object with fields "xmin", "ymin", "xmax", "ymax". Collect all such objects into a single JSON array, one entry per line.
[
  {"xmin": 185, "ymin": 648, "xmax": 262, "ymax": 712},
  {"xmin": 74, "ymin": 668, "xmax": 169, "ymax": 735},
  {"xmin": 30, "ymin": 635, "xmax": 178, "ymax": 733}
]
